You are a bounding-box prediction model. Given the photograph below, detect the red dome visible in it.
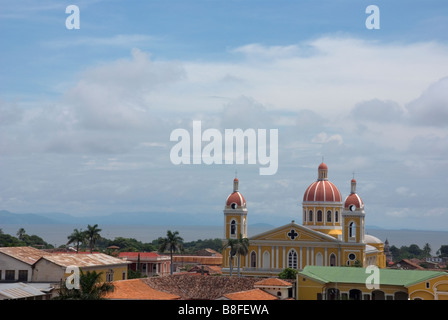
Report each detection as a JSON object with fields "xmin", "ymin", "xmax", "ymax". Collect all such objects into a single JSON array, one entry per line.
[
  {"xmin": 226, "ymin": 191, "xmax": 246, "ymax": 207},
  {"xmin": 303, "ymin": 162, "xmax": 342, "ymax": 203},
  {"xmin": 303, "ymin": 180, "xmax": 342, "ymax": 202},
  {"xmin": 344, "ymin": 193, "xmax": 363, "ymax": 210}
]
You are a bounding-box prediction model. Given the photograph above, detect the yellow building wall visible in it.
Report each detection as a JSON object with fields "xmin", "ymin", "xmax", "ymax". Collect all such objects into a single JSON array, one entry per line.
[
  {"xmin": 63, "ymin": 265, "xmax": 128, "ymax": 283},
  {"xmin": 407, "ymin": 274, "xmax": 448, "ymax": 300}
]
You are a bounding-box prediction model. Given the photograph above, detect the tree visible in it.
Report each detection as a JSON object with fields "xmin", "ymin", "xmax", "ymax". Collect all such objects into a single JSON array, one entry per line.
[
  {"xmin": 279, "ymin": 268, "xmax": 298, "ymax": 280},
  {"xmin": 438, "ymin": 245, "xmax": 448, "ymax": 258},
  {"xmin": 67, "ymin": 228, "xmax": 86, "ymax": 253},
  {"xmin": 423, "ymin": 243, "xmax": 432, "ymax": 258},
  {"xmin": 235, "ymin": 234, "xmax": 249, "ymax": 277},
  {"xmin": 54, "ymin": 270, "xmax": 114, "ymax": 300},
  {"xmin": 16, "ymin": 228, "xmax": 26, "ymax": 241},
  {"xmin": 158, "ymin": 230, "xmax": 184, "ymax": 275},
  {"xmin": 223, "ymin": 238, "xmax": 238, "ymax": 276},
  {"xmin": 85, "ymin": 224, "xmax": 102, "ymax": 253}
]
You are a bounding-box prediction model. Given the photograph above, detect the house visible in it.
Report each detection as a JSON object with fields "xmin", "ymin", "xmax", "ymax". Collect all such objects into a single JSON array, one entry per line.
[
  {"xmin": 32, "ymin": 253, "xmax": 130, "ymax": 283},
  {"xmin": 0, "ymin": 246, "xmax": 45, "ymax": 282},
  {"xmin": 254, "ymin": 277, "xmax": 294, "ymax": 299},
  {"xmin": 388, "ymin": 259, "xmax": 425, "ymax": 270},
  {"xmin": 297, "ymin": 265, "xmax": 448, "ymax": 300},
  {"xmin": 118, "ymin": 252, "xmax": 171, "ymax": 277}
]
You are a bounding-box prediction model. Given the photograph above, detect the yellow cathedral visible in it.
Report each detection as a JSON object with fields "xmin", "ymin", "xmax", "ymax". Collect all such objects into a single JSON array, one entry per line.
[{"xmin": 222, "ymin": 162, "xmax": 386, "ymax": 277}]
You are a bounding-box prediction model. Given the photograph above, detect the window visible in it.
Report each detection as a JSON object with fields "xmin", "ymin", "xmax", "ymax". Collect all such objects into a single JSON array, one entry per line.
[
  {"xmin": 5, "ymin": 270, "xmax": 15, "ymax": 281},
  {"xmin": 335, "ymin": 211, "xmax": 339, "ymax": 222},
  {"xmin": 329, "ymin": 253, "xmax": 336, "ymax": 266},
  {"xmin": 308, "ymin": 210, "xmax": 313, "ymax": 222},
  {"xmin": 317, "ymin": 210, "xmax": 323, "ymax": 222},
  {"xmin": 349, "ymin": 222, "xmax": 356, "ymax": 238},
  {"xmin": 106, "ymin": 269, "xmax": 114, "ymax": 282},
  {"xmin": 18, "ymin": 270, "xmax": 28, "ymax": 281},
  {"xmin": 327, "ymin": 210, "xmax": 332, "ymax": 222},
  {"xmin": 230, "ymin": 220, "xmax": 236, "ymax": 236},
  {"xmin": 122, "ymin": 272, "xmax": 126, "ymax": 280},
  {"xmin": 250, "ymin": 251, "xmax": 257, "ymax": 268},
  {"xmin": 288, "ymin": 249, "xmax": 298, "ymax": 269}
]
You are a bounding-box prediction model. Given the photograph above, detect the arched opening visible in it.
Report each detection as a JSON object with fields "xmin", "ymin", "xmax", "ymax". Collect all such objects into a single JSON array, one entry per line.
[
  {"xmin": 349, "ymin": 289, "xmax": 362, "ymax": 300},
  {"xmin": 309, "ymin": 210, "xmax": 313, "ymax": 222},
  {"xmin": 327, "ymin": 210, "xmax": 332, "ymax": 222},
  {"xmin": 317, "ymin": 210, "xmax": 323, "ymax": 222},
  {"xmin": 329, "ymin": 253, "xmax": 337, "ymax": 266},
  {"xmin": 315, "ymin": 252, "xmax": 323, "ymax": 266},
  {"xmin": 394, "ymin": 291, "xmax": 409, "ymax": 300},
  {"xmin": 262, "ymin": 251, "xmax": 270, "ymax": 269},
  {"xmin": 349, "ymin": 221, "xmax": 356, "ymax": 239},
  {"xmin": 250, "ymin": 251, "xmax": 256, "ymax": 268},
  {"xmin": 327, "ymin": 288, "xmax": 340, "ymax": 300},
  {"xmin": 372, "ymin": 290, "xmax": 385, "ymax": 300},
  {"xmin": 287, "ymin": 249, "xmax": 298, "ymax": 269},
  {"xmin": 230, "ymin": 220, "xmax": 236, "ymax": 236}
]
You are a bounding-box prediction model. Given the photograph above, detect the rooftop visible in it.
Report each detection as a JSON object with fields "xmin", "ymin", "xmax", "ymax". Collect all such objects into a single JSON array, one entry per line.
[
  {"xmin": 299, "ymin": 266, "xmax": 447, "ymax": 287},
  {"xmin": 38, "ymin": 253, "xmax": 130, "ymax": 268},
  {"xmin": 222, "ymin": 288, "xmax": 278, "ymax": 300},
  {"xmin": 104, "ymin": 279, "xmax": 180, "ymax": 300},
  {"xmin": 0, "ymin": 246, "xmax": 45, "ymax": 265}
]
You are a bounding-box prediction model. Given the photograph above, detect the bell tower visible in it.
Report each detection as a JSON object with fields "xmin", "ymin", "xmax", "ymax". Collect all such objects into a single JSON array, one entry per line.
[
  {"xmin": 342, "ymin": 179, "xmax": 365, "ymax": 243},
  {"xmin": 223, "ymin": 177, "xmax": 248, "ymax": 239}
]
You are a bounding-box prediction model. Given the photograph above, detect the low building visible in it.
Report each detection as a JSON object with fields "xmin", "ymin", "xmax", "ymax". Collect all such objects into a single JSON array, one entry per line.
[
  {"xmin": 254, "ymin": 278, "xmax": 294, "ymax": 299},
  {"xmin": 297, "ymin": 265, "xmax": 448, "ymax": 300},
  {"xmin": 118, "ymin": 252, "xmax": 171, "ymax": 277},
  {"xmin": 0, "ymin": 246, "xmax": 45, "ymax": 282},
  {"xmin": 32, "ymin": 253, "xmax": 130, "ymax": 283}
]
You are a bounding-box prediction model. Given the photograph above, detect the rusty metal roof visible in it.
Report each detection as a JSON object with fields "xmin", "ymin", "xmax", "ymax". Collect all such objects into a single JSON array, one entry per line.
[
  {"xmin": 0, "ymin": 246, "xmax": 45, "ymax": 265},
  {"xmin": 39, "ymin": 253, "xmax": 131, "ymax": 268}
]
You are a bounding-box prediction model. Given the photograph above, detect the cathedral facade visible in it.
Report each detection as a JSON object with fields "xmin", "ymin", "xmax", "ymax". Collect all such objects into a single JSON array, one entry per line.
[{"xmin": 222, "ymin": 162, "xmax": 386, "ymax": 277}]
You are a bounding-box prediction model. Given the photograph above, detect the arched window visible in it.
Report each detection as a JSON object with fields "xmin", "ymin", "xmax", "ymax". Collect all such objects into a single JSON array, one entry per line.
[
  {"xmin": 317, "ymin": 210, "xmax": 323, "ymax": 222},
  {"xmin": 349, "ymin": 222, "xmax": 356, "ymax": 238},
  {"xmin": 327, "ymin": 210, "xmax": 332, "ymax": 222},
  {"xmin": 288, "ymin": 249, "xmax": 298, "ymax": 269},
  {"xmin": 335, "ymin": 211, "xmax": 339, "ymax": 222},
  {"xmin": 315, "ymin": 252, "xmax": 323, "ymax": 266},
  {"xmin": 329, "ymin": 253, "xmax": 336, "ymax": 266},
  {"xmin": 230, "ymin": 220, "xmax": 236, "ymax": 236},
  {"xmin": 309, "ymin": 210, "xmax": 313, "ymax": 222},
  {"xmin": 250, "ymin": 251, "xmax": 257, "ymax": 268},
  {"xmin": 263, "ymin": 251, "xmax": 270, "ymax": 269}
]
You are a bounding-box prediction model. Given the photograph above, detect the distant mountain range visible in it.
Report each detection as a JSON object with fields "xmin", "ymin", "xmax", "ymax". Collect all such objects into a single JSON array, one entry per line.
[{"xmin": 0, "ymin": 210, "xmax": 225, "ymax": 226}]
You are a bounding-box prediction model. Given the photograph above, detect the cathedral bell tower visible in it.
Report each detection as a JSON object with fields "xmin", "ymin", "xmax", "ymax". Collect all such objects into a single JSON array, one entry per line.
[
  {"xmin": 223, "ymin": 177, "xmax": 248, "ymax": 239},
  {"xmin": 342, "ymin": 179, "xmax": 365, "ymax": 243}
]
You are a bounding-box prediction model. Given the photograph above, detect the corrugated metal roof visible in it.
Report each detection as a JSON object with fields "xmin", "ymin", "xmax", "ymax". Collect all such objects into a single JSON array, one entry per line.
[
  {"xmin": 0, "ymin": 283, "xmax": 46, "ymax": 300},
  {"xmin": 40, "ymin": 253, "xmax": 131, "ymax": 267},
  {"xmin": 0, "ymin": 246, "xmax": 45, "ymax": 265}
]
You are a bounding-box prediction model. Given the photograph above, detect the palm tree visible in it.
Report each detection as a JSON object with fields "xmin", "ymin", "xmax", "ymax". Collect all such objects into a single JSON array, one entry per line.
[
  {"xmin": 85, "ymin": 224, "xmax": 102, "ymax": 253},
  {"xmin": 158, "ymin": 230, "xmax": 183, "ymax": 275},
  {"xmin": 235, "ymin": 234, "xmax": 249, "ymax": 277},
  {"xmin": 223, "ymin": 238, "xmax": 238, "ymax": 276},
  {"xmin": 67, "ymin": 228, "xmax": 86, "ymax": 253},
  {"xmin": 54, "ymin": 270, "xmax": 114, "ymax": 300},
  {"xmin": 16, "ymin": 228, "xmax": 26, "ymax": 241},
  {"xmin": 223, "ymin": 234, "xmax": 250, "ymax": 277}
]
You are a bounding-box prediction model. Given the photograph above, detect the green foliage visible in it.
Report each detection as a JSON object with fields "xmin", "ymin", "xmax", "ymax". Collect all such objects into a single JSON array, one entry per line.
[
  {"xmin": 0, "ymin": 228, "xmax": 53, "ymax": 248},
  {"xmin": 389, "ymin": 242, "xmax": 444, "ymax": 262},
  {"xmin": 54, "ymin": 270, "xmax": 114, "ymax": 300},
  {"xmin": 278, "ymin": 268, "xmax": 298, "ymax": 279}
]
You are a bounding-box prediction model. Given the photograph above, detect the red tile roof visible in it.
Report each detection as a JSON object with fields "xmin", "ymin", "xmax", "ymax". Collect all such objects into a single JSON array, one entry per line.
[{"xmin": 104, "ymin": 279, "xmax": 180, "ymax": 300}]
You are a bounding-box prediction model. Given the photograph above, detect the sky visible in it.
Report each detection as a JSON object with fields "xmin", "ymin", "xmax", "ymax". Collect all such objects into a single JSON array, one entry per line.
[{"xmin": 1, "ymin": 0, "xmax": 448, "ymax": 231}]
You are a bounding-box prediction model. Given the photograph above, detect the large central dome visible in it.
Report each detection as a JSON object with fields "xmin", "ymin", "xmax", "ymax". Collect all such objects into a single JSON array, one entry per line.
[{"xmin": 303, "ymin": 162, "xmax": 342, "ymax": 203}]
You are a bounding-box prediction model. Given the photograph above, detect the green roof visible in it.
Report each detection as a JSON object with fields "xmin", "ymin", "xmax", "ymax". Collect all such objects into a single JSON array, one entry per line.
[{"xmin": 298, "ymin": 266, "xmax": 446, "ymax": 287}]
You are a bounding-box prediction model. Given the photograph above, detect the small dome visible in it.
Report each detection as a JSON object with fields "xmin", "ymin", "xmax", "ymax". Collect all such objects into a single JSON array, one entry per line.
[
  {"xmin": 226, "ymin": 177, "xmax": 246, "ymax": 209},
  {"xmin": 318, "ymin": 162, "xmax": 328, "ymax": 170},
  {"xmin": 344, "ymin": 178, "xmax": 363, "ymax": 210}
]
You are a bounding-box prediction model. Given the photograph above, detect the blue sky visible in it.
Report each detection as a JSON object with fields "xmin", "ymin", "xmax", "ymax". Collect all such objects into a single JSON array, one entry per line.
[{"xmin": 1, "ymin": 0, "xmax": 448, "ymax": 231}]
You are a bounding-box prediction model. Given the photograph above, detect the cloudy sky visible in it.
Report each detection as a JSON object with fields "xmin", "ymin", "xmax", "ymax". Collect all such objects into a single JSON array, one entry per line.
[{"xmin": 1, "ymin": 0, "xmax": 448, "ymax": 230}]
